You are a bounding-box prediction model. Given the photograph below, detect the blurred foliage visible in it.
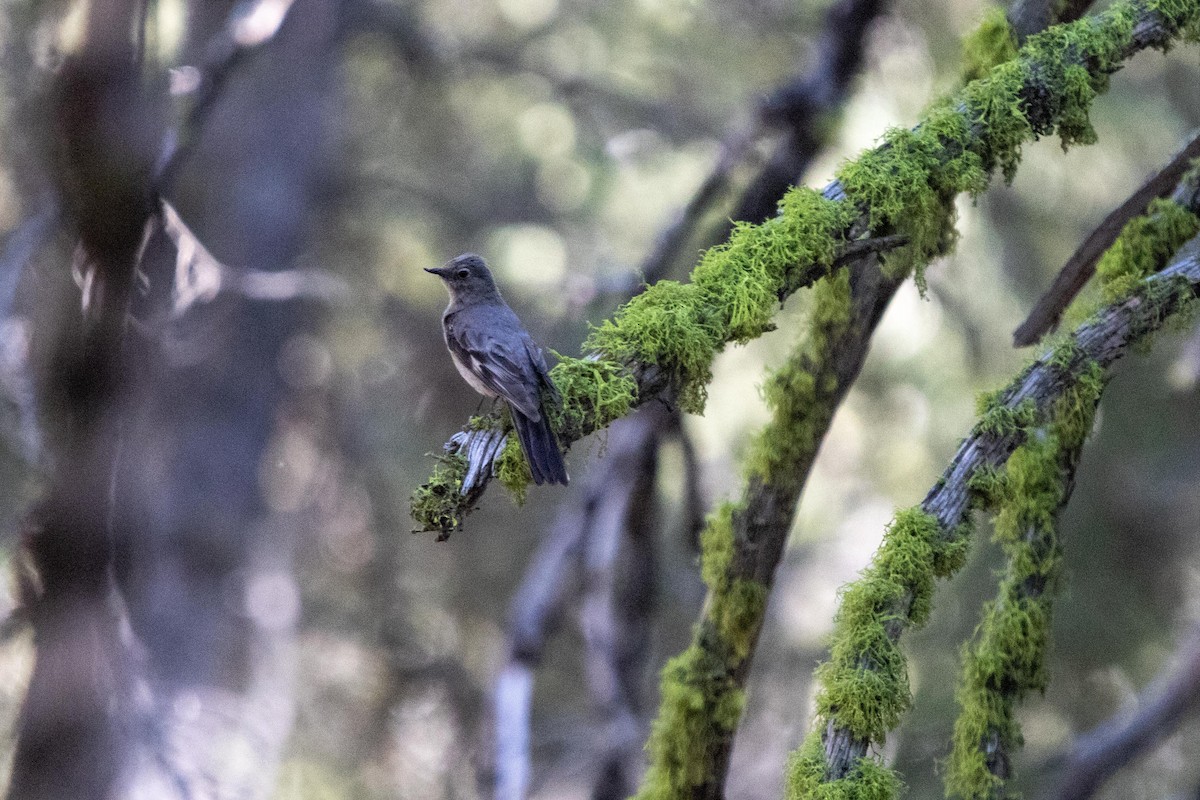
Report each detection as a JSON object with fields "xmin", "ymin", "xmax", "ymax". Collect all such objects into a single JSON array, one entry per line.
[{"xmin": 0, "ymin": 0, "xmax": 1196, "ymax": 798}]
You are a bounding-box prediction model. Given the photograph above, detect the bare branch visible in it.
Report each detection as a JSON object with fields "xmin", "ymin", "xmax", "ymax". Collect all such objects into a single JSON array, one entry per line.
[
  {"xmin": 155, "ymin": 0, "xmax": 300, "ymax": 190},
  {"xmin": 621, "ymin": 0, "xmax": 890, "ymax": 293},
  {"xmin": 1057, "ymin": 625, "xmax": 1200, "ymax": 800},
  {"xmin": 492, "ymin": 406, "xmax": 669, "ymax": 800}
]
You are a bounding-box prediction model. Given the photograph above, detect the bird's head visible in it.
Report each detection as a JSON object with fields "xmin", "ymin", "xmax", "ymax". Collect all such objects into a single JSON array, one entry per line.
[{"xmin": 425, "ymin": 253, "xmax": 501, "ymax": 304}]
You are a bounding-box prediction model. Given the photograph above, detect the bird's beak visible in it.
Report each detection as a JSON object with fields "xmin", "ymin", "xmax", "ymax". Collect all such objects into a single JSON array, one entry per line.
[{"xmin": 425, "ymin": 266, "xmax": 449, "ymax": 277}]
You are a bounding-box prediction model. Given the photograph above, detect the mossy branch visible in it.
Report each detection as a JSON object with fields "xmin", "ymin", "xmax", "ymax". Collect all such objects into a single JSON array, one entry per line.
[
  {"xmin": 633, "ymin": 261, "xmax": 904, "ymax": 800},
  {"xmin": 1014, "ymin": 133, "xmax": 1200, "ymax": 346},
  {"xmin": 943, "ymin": 163, "xmax": 1200, "ymax": 800},
  {"xmin": 411, "ymin": 0, "xmax": 1200, "ymax": 538},
  {"xmin": 945, "ymin": 373, "xmax": 1099, "ymax": 799},
  {"xmin": 787, "ymin": 234, "xmax": 1200, "ymax": 797}
]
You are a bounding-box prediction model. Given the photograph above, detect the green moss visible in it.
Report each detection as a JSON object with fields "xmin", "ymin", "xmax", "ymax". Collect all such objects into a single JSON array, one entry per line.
[
  {"xmin": 787, "ymin": 736, "xmax": 903, "ymax": 800},
  {"xmin": 409, "ymin": 452, "xmax": 470, "ymax": 533},
  {"xmin": 945, "ymin": 656, "xmax": 1015, "ymax": 800},
  {"xmin": 809, "ymin": 268, "xmax": 856, "ymax": 349},
  {"xmin": 634, "ymin": 644, "xmax": 746, "ymax": 800},
  {"xmin": 814, "ymin": 508, "xmax": 959, "ymax": 742},
  {"xmin": 749, "ymin": 366, "xmax": 819, "ymax": 477},
  {"xmin": 958, "ymin": 61, "xmax": 1031, "ymax": 182},
  {"xmin": 586, "ymin": 189, "xmax": 856, "ymax": 415},
  {"xmin": 966, "ymin": 464, "xmax": 1007, "ymax": 503},
  {"xmin": 466, "ymin": 413, "xmax": 499, "ymax": 431},
  {"xmin": 1096, "ymin": 198, "xmax": 1200, "ymax": 302},
  {"xmin": 836, "ymin": 120, "xmax": 982, "ymax": 288},
  {"xmin": 990, "ymin": 436, "xmax": 1064, "ymax": 546},
  {"xmin": 753, "ymin": 188, "xmax": 862, "ymax": 299},
  {"xmin": 961, "ymin": 7, "xmax": 1019, "ymax": 83},
  {"xmin": 1053, "ymin": 359, "xmax": 1105, "ymax": 450},
  {"xmin": 697, "ymin": 504, "xmax": 768, "ymax": 664},
  {"xmin": 495, "ymin": 435, "xmax": 530, "ymax": 505},
  {"xmin": 1148, "ymin": 0, "xmax": 1200, "ymax": 39},
  {"xmin": 947, "ymin": 581, "xmax": 1058, "ymax": 798},
  {"xmin": 712, "ymin": 578, "xmax": 769, "ymax": 664},
  {"xmin": 585, "ymin": 281, "xmax": 719, "ymax": 414},
  {"xmin": 745, "ymin": 269, "xmax": 855, "ymax": 481},
  {"xmin": 975, "ymin": 394, "xmax": 1037, "ymax": 437},
  {"xmin": 700, "ymin": 502, "xmax": 737, "ymax": 589},
  {"xmin": 548, "ymin": 354, "xmax": 637, "ymax": 441},
  {"xmin": 947, "ymin": 373, "xmax": 1105, "ymax": 798}
]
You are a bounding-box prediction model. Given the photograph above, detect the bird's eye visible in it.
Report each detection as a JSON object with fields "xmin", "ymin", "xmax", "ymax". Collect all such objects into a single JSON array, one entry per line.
[{"xmin": 456, "ymin": 268, "xmax": 470, "ymax": 278}]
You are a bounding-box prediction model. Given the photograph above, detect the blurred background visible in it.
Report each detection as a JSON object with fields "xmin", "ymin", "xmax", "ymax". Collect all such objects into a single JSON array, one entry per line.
[{"xmin": 0, "ymin": 0, "xmax": 1197, "ymax": 798}]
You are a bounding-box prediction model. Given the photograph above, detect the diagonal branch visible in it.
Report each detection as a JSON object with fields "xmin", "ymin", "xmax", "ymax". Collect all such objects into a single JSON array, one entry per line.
[
  {"xmin": 155, "ymin": 0, "xmax": 300, "ymax": 191},
  {"xmin": 1056, "ymin": 624, "xmax": 1200, "ymax": 800},
  {"xmin": 792, "ymin": 233, "xmax": 1200, "ymax": 791},
  {"xmin": 412, "ymin": 0, "xmax": 1200, "ymax": 538},
  {"xmin": 1013, "ymin": 129, "xmax": 1200, "ymax": 346}
]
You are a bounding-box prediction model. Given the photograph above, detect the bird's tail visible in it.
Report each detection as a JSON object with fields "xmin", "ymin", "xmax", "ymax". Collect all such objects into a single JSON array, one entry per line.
[{"xmin": 512, "ymin": 410, "xmax": 569, "ymax": 486}]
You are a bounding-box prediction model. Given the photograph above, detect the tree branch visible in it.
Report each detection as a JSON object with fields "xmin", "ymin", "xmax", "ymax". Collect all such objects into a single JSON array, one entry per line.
[
  {"xmin": 795, "ymin": 233, "xmax": 1200, "ymax": 789},
  {"xmin": 155, "ymin": 0, "xmax": 300, "ymax": 191},
  {"xmin": 9, "ymin": 1, "xmax": 156, "ymax": 796},
  {"xmin": 1056, "ymin": 624, "xmax": 1200, "ymax": 800},
  {"xmin": 412, "ymin": 0, "xmax": 1200, "ymax": 538},
  {"xmin": 492, "ymin": 405, "xmax": 670, "ymax": 800},
  {"xmin": 1013, "ymin": 129, "xmax": 1200, "ymax": 346}
]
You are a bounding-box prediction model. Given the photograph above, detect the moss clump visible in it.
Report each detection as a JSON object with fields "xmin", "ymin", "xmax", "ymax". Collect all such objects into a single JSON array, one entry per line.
[
  {"xmin": 975, "ymin": 394, "xmax": 1037, "ymax": 437},
  {"xmin": 787, "ymin": 736, "xmax": 903, "ymax": 800},
  {"xmin": 1096, "ymin": 198, "xmax": 1200, "ymax": 302},
  {"xmin": 585, "ymin": 280, "xmax": 720, "ymax": 414},
  {"xmin": 946, "ymin": 438, "xmax": 1065, "ymax": 800},
  {"xmin": 807, "ymin": 267, "xmax": 857, "ymax": 353},
  {"xmin": 698, "ymin": 503, "xmax": 769, "ymax": 665},
  {"xmin": 410, "ymin": 452, "xmax": 470, "ymax": 532},
  {"xmin": 961, "ymin": 7, "xmax": 1019, "ymax": 82},
  {"xmin": 1148, "ymin": 0, "xmax": 1200, "ymax": 39},
  {"xmin": 586, "ymin": 189, "xmax": 855, "ymax": 414},
  {"xmin": 548, "ymin": 354, "xmax": 637, "ymax": 441},
  {"xmin": 466, "ymin": 413, "xmax": 499, "ymax": 431},
  {"xmin": 947, "ymin": 365, "xmax": 1105, "ymax": 799},
  {"xmin": 712, "ymin": 578, "xmax": 769, "ymax": 664},
  {"xmin": 746, "ymin": 270, "xmax": 854, "ymax": 481},
  {"xmin": 494, "ymin": 435, "xmax": 530, "ymax": 505},
  {"xmin": 700, "ymin": 502, "xmax": 737, "ymax": 588},
  {"xmin": 836, "ymin": 117, "xmax": 983, "ymax": 288},
  {"xmin": 634, "ymin": 643, "xmax": 746, "ymax": 800},
  {"xmin": 814, "ymin": 508, "xmax": 965, "ymax": 742}
]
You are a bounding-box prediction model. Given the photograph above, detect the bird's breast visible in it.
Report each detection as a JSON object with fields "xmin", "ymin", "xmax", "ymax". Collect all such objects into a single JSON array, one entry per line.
[{"xmin": 450, "ymin": 349, "xmax": 498, "ymax": 397}]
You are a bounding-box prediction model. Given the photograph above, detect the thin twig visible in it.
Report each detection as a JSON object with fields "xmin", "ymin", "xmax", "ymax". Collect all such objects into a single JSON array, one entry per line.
[{"xmin": 154, "ymin": 0, "xmax": 300, "ymax": 191}]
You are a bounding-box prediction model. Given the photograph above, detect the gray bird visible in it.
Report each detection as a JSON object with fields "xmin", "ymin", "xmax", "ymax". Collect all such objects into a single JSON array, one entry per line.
[{"xmin": 426, "ymin": 253, "xmax": 569, "ymax": 486}]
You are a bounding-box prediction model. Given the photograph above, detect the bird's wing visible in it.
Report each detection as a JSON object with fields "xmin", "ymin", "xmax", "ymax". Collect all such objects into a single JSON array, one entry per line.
[
  {"xmin": 447, "ymin": 313, "xmax": 544, "ymax": 419},
  {"xmin": 524, "ymin": 338, "xmax": 560, "ymax": 404}
]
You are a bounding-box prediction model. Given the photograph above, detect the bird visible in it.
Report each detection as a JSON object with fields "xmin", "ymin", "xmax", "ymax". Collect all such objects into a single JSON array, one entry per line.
[{"xmin": 426, "ymin": 253, "xmax": 569, "ymax": 486}]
